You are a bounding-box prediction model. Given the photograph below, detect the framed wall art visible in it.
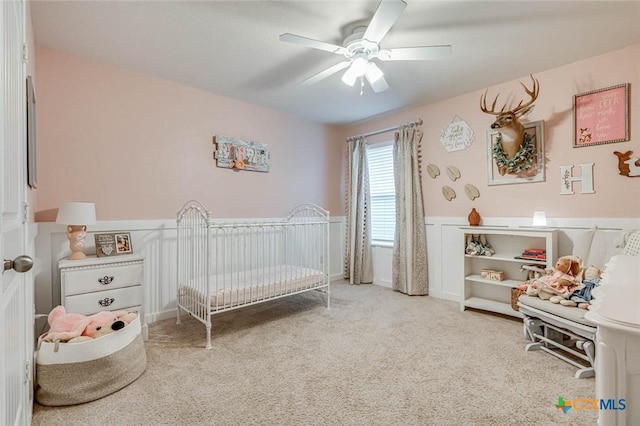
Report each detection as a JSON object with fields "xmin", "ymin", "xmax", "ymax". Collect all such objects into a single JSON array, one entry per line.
[
  {"xmin": 95, "ymin": 232, "xmax": 133, "ymax": 257},
  {"xmin": 486, "ymin": 120, "xmax": 545, "ymax": 186},
  {"xmin": 573, "ymin": 83, "xmax": 629, "ymax": 147},
  {"xmin": 213, "ymin": 135, "xmax": 270, "ymax": 172}
]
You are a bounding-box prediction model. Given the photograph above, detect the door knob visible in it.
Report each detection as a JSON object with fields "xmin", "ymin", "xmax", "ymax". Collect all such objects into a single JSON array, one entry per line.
[{"xmin": 3, "ymin": 255, "xmax": 34, "ymax": 273}]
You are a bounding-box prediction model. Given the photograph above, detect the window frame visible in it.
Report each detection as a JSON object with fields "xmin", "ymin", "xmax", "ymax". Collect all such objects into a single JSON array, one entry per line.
[{"xmin": 366, "ymin": 140, "xmax": 396, "ymax": 245}]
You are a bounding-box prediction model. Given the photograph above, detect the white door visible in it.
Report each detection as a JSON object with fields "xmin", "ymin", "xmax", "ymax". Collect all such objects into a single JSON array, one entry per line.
[{"xmin": 1, "ymin": 1, "xmax": 35, "ymax": 425}]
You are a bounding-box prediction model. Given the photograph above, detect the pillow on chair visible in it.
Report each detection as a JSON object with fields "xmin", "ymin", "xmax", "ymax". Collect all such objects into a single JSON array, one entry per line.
[
  {"xmin": 572, "ymin": 227, "xmax": 596, "ymax": 263},
  {"xmin": 586, "ymin": 230, "xmax": 625, "ymax": 270},
  {"xmin": 622, "ymin": 230, "xmax": 640, "ymax": 256}
]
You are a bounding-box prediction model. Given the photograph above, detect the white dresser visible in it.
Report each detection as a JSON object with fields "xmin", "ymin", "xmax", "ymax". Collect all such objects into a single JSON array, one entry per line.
[
  {"xmin": 58, "ymin": 254, "xmax": 147, "ymax": 339},
  {"xmin": 586, "ymin": 255, "xmax": 640, "ymax": 426}
]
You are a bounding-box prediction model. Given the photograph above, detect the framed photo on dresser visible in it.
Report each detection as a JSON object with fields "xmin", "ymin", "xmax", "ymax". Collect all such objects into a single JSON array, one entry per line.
[{"xmin": 95, "ymin": 232, "xmax": 133, "ymax": 257}]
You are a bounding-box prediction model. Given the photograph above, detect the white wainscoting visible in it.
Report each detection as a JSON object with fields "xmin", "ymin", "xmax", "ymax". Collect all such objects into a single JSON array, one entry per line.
[
  {"xmin": 35, "ymin": 214, "xmax": 637, "ymax": 327},
  {"xmin": 35, "ymin": 216, "xmax": 345, "ymax": 327},
  {"xmin": 372, "ymin": 216, "xmax": 640, "ymax": 302}
]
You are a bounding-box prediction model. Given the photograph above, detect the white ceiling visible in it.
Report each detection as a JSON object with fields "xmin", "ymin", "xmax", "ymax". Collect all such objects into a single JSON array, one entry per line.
[{"xmin": 30, "ymin": 0, "xmax": 640, "ymax": 126}]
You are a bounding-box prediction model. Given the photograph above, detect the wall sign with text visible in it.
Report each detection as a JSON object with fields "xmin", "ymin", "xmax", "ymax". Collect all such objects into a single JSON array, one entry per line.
[
  {"xmin": 440, "ymin": 120, "xmax": 474, "ymax": 152},
  {"xmin": 213, "ymin": 135, "xmax": 270, "ymax": 172},
  {"xmin": 573, "ymin": 83, "xmax": 630, "ymax": 147}
]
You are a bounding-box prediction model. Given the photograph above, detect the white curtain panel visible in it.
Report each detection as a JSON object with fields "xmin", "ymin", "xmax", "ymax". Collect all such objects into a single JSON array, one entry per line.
[
  {"xmin": 393, "ymin": 126, "xmax": 429, "ymax": 295},
  {"xmin": 344, "ymin": 137, "xmax": 374, "ymax": 284}
]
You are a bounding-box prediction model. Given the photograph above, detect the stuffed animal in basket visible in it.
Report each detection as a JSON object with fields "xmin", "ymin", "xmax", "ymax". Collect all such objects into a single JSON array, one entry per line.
[
  {"xmin": 535, "ymin": 255, "xmax": 583, "ymax": 301},
  {"xmin": 43, "ymin": 305, "xmax": 137, "ymax": 343}
]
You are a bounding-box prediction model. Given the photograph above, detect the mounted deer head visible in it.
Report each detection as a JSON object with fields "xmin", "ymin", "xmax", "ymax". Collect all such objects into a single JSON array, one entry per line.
[{"xmin": 480, "ymin": 75, "xmax": 539, "ymax": 175}]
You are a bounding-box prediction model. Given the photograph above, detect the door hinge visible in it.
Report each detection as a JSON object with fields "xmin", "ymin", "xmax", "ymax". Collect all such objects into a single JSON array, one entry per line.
[
  {"xmin": 22, "ymin": 43, "xmax": 28, "ymax": 63},
  {"xmin": 25, "ymin": 361, "xmax": 31, "ymax": 384},
  {"xmin": 22, "ymin": 202, "xmax": 29, "ymax": 223}
]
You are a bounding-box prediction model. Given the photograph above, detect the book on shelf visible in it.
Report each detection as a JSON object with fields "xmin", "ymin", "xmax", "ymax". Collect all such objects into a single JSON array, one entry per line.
[
  {"xmin": 516, "ymin": 248, "xmax": 546, "ymax": 261},
  {"xmin": 523, "ymin": 248, "xmax": 545, "ymax": 254},
  {"xmin": 515, "ymin": 255, "xmax": 547, "ymax": 261}
]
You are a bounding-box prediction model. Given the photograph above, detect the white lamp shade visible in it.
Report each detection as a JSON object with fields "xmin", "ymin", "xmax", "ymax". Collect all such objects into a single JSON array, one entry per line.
[
  {"xmin": 341, "ymin": 67, "xmax": 358, "ymax": 86},
  {"xmin": 350, "ymin": 56, "xmax": 368, "ymax": 76},
  {"xmin": 341, "ymin": 56, "xmax": 368, "ymax": 86},
  {"xmin": 365, "ymin": 62, "xmax": 384, "ymax": 83},
  {"xmin": 56, "ymin": 201, "xmax": 96, "ymax": 225},
  {"xmin": 532, "ymin": 211, "xmax": 547, "ymax": 227}
]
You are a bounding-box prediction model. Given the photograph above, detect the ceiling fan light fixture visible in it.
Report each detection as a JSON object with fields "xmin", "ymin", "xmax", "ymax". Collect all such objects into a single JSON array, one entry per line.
[
  {"xmin": 342, "ymin": 56, "xmax": 368, "ymax": 86},
  {"xmin": 280, "ymin": 0, "xmax": 452, "ymax": 91},
  {"xmin": 365, "ymin": 62, "xmax": 384, "ymax": 83},
  {"xmin": 341, "ymin": 67, "xmax": 359, "ymax": 86},
  {"xmin": 351, "ymin": 56, "xmax": 368, "ymax": 76}
]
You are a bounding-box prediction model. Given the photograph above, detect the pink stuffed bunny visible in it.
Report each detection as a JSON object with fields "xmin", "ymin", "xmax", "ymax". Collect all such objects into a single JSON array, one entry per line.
[{"xmin": 43, "ymin": 306, "xmax": 130, "ymax": 343}]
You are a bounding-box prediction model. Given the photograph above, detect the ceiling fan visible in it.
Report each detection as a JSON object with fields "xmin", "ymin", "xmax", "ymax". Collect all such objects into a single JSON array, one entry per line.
[{"xmin": 279, "ymin": 0, "xmax": 452, "ymax": 93}]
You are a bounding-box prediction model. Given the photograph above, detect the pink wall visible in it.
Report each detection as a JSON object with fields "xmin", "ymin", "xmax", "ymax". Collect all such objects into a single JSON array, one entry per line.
[
  {"xmin": 339, "ymin": 44, "xmax": 640, "ymax": 219},
  {"xmin": 35, "ymin": 44, "xmax": 639, "ymax": 222},
  {"xmin": 35, "ymin": 47, "xmax": 343, "ymax": 221}
]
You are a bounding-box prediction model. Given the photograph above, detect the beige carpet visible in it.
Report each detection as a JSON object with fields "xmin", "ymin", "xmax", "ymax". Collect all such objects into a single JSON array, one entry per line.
[{"xmin": 32, "ymin": 281, "xmax": 597, "ymax": 425}]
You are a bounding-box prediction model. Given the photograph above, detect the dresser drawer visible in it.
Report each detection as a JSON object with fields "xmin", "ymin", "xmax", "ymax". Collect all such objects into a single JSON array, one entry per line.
[
  {"xmin": 64, "ymin": 285, "xmax": 143, "ymax": 315},
  {"xmin": 62, "ymin": 263, "xmax": 143, "ymax": 296}
]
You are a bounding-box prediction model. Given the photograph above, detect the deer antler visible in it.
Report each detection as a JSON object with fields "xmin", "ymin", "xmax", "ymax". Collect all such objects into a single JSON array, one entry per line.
[
  {"xmin": 480, "ymin": 90, "xmax": 505, "ymax": 116},
  {"xmin": 480, "ymin": 74, "xmax": 539, "ymax": 116},
  {"xmin": 512, "ymin": 74, "xmax": 539, "ymax": 115}
]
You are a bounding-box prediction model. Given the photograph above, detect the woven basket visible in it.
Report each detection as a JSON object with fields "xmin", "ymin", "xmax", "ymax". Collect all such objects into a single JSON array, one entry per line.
[
  {"xmin": 35, "ymin": 315, "xmax": 146, "ymax": 406},
  {"xmin": 510, "ymin": 288, "xmax": 526, "ymax": 311}
]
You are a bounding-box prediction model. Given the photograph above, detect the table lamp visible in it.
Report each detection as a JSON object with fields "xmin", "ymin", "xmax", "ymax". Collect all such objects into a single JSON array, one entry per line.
[
  {"xmin": 532, "ymin": 211, "xmax": 547, "ymax": 228},
  {"xmin": 56, "ymin": 201, "xmax": 97, "ymax": 260}
]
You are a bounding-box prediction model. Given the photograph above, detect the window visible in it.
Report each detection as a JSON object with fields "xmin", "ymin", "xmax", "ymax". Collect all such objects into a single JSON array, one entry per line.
[{"xmin": 367, "ymin": 142, "xmax": 395, "ymax": 242}]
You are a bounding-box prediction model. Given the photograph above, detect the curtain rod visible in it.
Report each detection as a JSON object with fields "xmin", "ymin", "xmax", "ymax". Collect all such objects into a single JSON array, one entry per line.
[{"xmin": 347, "ymin": 118, "xmax": 423, "ymax": 141}]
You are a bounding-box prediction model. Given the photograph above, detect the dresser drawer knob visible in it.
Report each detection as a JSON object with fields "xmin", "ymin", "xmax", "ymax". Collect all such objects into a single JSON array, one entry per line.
[
  {"xmin": 98, "ymin": 297, "xmax": 115, "ymax": 307},
  {"xmin": 98, "ymin": 276, "xmax": 115, "ymax": 285}
]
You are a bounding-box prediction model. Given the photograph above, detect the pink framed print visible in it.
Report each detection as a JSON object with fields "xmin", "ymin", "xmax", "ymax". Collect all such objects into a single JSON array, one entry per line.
[{"xmin": 573, "ymin": 83, "xmax": 629, "ymax": 147}]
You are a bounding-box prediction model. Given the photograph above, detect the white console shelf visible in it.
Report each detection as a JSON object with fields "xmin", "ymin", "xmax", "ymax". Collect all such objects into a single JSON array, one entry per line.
[{"xmin": 460, "ymin": 226, "xmax": 558, "ymax": 318}]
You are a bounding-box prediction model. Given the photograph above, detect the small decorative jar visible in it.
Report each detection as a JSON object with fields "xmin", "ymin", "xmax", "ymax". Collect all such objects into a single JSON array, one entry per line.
[{"xmin": 468, "ymin": 208, "xmax": 481, "ymax": 226}]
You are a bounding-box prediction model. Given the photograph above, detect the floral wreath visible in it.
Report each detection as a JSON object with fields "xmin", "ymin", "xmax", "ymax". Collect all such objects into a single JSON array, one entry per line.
[{"xmin": 492, "ymin": 132, "xmax": 535, "ymax": 173}]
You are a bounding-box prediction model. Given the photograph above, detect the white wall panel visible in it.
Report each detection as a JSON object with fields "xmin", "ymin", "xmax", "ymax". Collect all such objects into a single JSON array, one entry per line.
[
  {"xmin": 372, "ymin": 245, "xmax": 393, "ymax": 288},
  {"xmin": 35, "ymin": 217, "xmax": 345, "ymax": 326},
  {"xmin": 35, "ymin": 215, "xmax": 638, "ymax": 327},
  {"xmin": 360, "ymin": 216, "xmax": 639, "ymax": 303}
]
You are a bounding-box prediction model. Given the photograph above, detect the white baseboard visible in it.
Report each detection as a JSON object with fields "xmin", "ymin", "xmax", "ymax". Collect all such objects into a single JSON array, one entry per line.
[
  {"xmin": 375, "ymin": 279, "xmax": 392, "ymax": 289},
  {"xmin": 147, "ymin": 310, "xmax": 177, "ymax": 324}
]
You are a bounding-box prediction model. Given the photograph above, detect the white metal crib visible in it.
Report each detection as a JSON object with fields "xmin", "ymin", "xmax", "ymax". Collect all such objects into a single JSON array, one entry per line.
[{"xmin": 176, "ymin": 200, "xmax": 330, "ymax": 349}]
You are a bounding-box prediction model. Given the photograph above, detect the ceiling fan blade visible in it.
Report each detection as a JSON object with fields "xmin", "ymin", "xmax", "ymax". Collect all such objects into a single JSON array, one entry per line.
[
  {"xmin": 379, "ymin": 45, "xmax": 452, "ymax": 61},
  {"xmin": 279, "ymin": 33, "xmax": 346, "ymax": 55},
  {"xmin": 302, "ymin": 61, "xmax": 351, "ymax": 85},
  {"xmin": 367, "ymin": 73, "xmax": 389, "ymax": 93},
  {"xmin": 362, "ymin": 0, "xmax": 407, "ymax": 44}
]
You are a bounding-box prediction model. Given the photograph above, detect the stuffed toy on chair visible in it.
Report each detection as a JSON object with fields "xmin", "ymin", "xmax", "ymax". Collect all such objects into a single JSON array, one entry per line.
[
  {"xmin": 566, "ymin": 265, "xmax": 603, "ymax": 309},
  {"xmin": 43, "ymin": 306, "xmax": 136, "ymax": 343},
  {"xmin": 534, "ymin": 255, "xmax": 583, "ymax": 301}
]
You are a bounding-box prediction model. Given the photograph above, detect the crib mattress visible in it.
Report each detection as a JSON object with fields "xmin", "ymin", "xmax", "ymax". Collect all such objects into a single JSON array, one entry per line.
[{"xmin": 181, "ymin": 264, "xmax": 325, "ymax": 309}]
